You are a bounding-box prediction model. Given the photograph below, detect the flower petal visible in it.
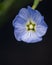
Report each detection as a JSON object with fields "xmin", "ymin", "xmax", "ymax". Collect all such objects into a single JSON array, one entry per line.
[
  {"xmin": 36, "ymin": 24, "xmax": 48, "ymax": 37},
  {"xmin": 14, "ymin": 26, "xmax": 26, "ymax": 41},
  {"xmin": 39, "ymin": 19, "xmax": 48, "ymax": 27},
  {"xmin": 27, "ymin": 6, "xmax": 43, "ymax": 24},
  {"xmin": 12, "ymin": 15, "xmax": 26, "ymax": 28},
  {"xmin": 18, "ymin": 8, "xmax": 30, "ymax": 20},
  {"xmin": 21, "ymin": 31, "xmax": 42, "ymax": 43}
]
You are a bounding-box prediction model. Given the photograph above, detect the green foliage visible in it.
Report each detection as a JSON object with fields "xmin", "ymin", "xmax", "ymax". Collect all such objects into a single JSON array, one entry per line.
[{"xmin": 0, "ymin": 0, "xmax": 32, "ymax": 27}]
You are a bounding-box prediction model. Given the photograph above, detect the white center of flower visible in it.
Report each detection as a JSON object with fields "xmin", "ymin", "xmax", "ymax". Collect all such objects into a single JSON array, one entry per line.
[{"xmin": 29, "ymin": 24, "xmax": 33, "ymax": 29}]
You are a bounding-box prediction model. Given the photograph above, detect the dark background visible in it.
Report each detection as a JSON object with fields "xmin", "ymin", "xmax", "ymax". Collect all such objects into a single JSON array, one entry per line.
[{"xmin": 0, "ymin": 0, "xmax": 52, "ymax": 65}]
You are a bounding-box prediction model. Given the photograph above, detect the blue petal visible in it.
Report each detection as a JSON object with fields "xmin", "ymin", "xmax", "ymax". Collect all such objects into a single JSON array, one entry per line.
[
  {"xmin": 18, "ymin": 8, "xmax": 30, "ymax": 20},
  {"xmin": 27, "ymin": 6, "xmax": 43, "ymax": 24},
  {"xmin": 21, "ymin": 31, "xmax": 42, "ymax": 43},
  {"xmin": 14, "ymin": 27, "xmax": 26, "ymax": 41},
  {"xmin": 13, "ymin": 15, "xmax": 26, "ymax": 28},
  {"xmin": 40, "ymin": 19, "xmax": 48, "ymax": 28},
  {"xmin": 36, "ymin": 24, "xmax": 48, "ymax": 37}
]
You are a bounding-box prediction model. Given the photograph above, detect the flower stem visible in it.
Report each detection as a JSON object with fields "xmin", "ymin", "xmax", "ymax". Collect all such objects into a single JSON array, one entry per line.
[{"xmin": 32, "ymin": 0, "xmax": 42, "ymax": 9}]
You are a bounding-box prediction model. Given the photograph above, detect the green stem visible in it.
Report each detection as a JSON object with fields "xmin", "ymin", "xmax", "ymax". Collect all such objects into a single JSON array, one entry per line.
[{"xmin": 32, "ymin": 0, "xmax": 42, "ymax": 9}]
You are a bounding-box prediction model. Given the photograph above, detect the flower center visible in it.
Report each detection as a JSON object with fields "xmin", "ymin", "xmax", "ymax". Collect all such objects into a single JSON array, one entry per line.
[
  {"xmin": 26, "ymin": 21, "xmax": 36, "ymax": 32},
  {"xmin": 29, "ymin": 24, "xmax": 33, "ymax": 29}
]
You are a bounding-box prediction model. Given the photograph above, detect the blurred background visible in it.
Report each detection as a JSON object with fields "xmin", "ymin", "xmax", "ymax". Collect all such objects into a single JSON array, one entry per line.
[{"xmin": 0, "ymin": 0, "xmax": 52, "ymax": 65}]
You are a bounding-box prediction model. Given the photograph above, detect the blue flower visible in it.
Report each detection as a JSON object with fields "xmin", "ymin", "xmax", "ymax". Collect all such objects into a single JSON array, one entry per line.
[{"xmin": 12, "ymin": 6, "xmax": 48, "ymax": 43}]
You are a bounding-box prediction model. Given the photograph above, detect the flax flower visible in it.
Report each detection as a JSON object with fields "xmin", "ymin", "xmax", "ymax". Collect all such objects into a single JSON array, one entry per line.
[{"xmin": 12, "ymin": 6, "xmax": 48, "ymax": 43}]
